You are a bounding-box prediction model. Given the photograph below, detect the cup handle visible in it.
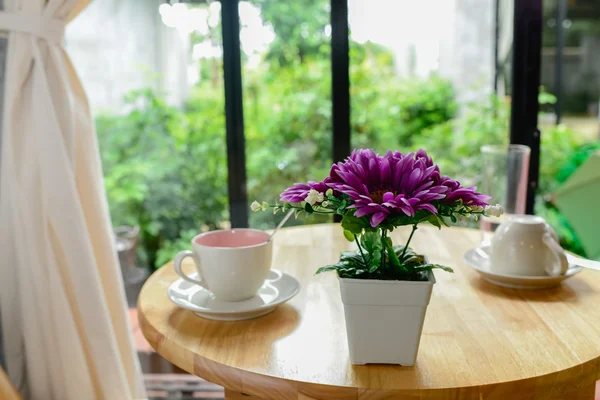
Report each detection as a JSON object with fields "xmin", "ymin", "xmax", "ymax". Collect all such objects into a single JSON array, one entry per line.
[
  {"xmin": 542, "ymin": 232, "xmax": 569, "ymax": 276},
  {"xmin": 174, "ymin": 250, "xmax": 209, "ymax": 290}
]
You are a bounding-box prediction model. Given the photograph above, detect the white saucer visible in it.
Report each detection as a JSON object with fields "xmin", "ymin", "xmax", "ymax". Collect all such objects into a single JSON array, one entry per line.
[
  {"xmin": 167, "ymin": 269, "xmax": 300, "ymax": 321},
  {"xmin": 464, "ymin": 246, "xmax": 583, "ymax": 289}
]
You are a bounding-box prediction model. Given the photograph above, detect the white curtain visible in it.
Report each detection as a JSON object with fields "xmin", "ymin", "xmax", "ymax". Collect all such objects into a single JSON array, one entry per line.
[{"xmin": 0, "ymin": 1, "xmax": 145, "ymax": 399}]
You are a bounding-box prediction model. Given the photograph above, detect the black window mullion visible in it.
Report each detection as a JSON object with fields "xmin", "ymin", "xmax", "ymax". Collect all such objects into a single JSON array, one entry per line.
[
  {"xmin": 331, "ymin": 0, "xmax": 351, "ymax": 164},
  {"xmin": 221, "ymin": 0, "xmax": 249, "ymax": 228},
  {"xmin": 554, "ymin": 0, "xmax": 567, "ymax": 125},
  {"xmin": 510, "ymin": 0, "xmax": 542, "ymax": 214},
  {"xmin": 331, "ymin": 0, "xmax": 350, "ymax": 223},
  {"xmin": 493, "ymin": 0, "xmax": 500, "ymax": 93}
]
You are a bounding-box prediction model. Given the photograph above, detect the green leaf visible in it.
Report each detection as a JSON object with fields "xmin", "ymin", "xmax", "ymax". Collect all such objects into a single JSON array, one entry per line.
[
  {"xmin": 387, "ymin": 244, "xmax": 402, "ymax": 268},
  {"xmin": 426, "ymin": 214, "xmax": 441, "ymax": 229},
  {"xmin": 383, "ymin": 236, "xmax": 393, "ymax": 248},
  {"xmin": 343, "ymin": 230, "xmax": 355, "ymax": 242},
  {"xmin": 360, "ymin": 232, "xmax": 382, "ymax": 272},
  {"xmin": 404, "ymin": 253, "xmax": 424, "ymax": 263},
  {"xmin": 360, "ymin": 232, "xmax": 381, "ymax": 254},
  {"xmin": 338, "ymin": 268, "xmax": 368, "ymax": 278},
  {"xmin": 450, "ymin": 214, "xmax": 457, "ymax": 223},
  {"xmin": 366, "ymin": 262, "xmax": 378, "ymax": 273},
  {"xmin": 341, "ymin": 214, "xmax": 369, "ymax": 235},
  {"xmin": 318, "ymin": 249, "xmax": 376, "ymax": 278},
  {"xmin": 438, "ymin": 215, "xmax": 450, "ymax": 227},
  {"xmin": 304, "ymin": 203, "xmax": 314, "ymax": 213},
  {"xmin": 337, "ymin": 199, "xmax": 348, "ymax": 214},
  {"xmin": 338, "ymin": 251, "xmax": 369, "ymax": 269},
  {"xmin": 433, "ymin": 264, "xmax": 454, "ymax": 273},
  {"xmin": 315, "ymin": 264, "xmax": 343, "ymax": 275},
  {"xmin": 380, "ymin": 236, "xmax": 400, "ymax": 268},
  {"xmin": 414, "ymin": 264, "xmax": 454, "ymax": 273}
]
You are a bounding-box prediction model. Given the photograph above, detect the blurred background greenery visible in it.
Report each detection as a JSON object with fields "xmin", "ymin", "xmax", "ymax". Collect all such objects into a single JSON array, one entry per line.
[{"xmin": 95, "ymin": 0, "xmax": 596, "ymax": 269}]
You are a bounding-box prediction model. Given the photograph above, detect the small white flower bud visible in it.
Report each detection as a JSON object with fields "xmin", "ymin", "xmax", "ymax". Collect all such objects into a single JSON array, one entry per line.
[
  {"xmin": 484, "ymin": 204, "xmax": 504, "ymax": 218},
  {"xmin": 251, "ymin": 201, "xmax": 261, "ymax": 212},
  {"xmin": 305, "ymin": 189, "xmax": 325, "ymax": 205}
]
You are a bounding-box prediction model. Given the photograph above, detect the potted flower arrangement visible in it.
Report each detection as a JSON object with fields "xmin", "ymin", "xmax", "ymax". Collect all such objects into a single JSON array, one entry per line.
[{"xmin": 252, "ymin": 149, "xmax": 502, "ymax": 365}]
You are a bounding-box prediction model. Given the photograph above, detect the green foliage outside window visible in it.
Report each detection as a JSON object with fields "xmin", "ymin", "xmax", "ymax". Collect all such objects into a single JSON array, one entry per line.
[
  {"xmin": 98, "ymin": 88, "xmax": 228, "ymax": 268},
  {"xmin": 97, "ymin": 79, "xmax": 591, "ymax": 268},
  {"xmin": 97, "ymin": 63, "xmax": 461, "ymax": 268}
]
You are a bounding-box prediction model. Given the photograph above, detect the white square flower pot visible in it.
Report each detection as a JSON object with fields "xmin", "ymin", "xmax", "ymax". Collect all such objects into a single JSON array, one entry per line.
[{"xmin": 338, "ymin": 270, "xmax": 435, "ymax": 366}]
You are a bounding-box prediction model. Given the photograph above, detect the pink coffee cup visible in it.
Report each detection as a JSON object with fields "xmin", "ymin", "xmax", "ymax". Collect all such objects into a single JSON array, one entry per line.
[{"xmin": 174, "ymin": 229, "xmax": 272, "ymax": 302}]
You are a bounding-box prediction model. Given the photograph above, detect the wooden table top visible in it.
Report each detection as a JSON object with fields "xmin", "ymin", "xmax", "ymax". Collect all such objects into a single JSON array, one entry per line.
[{"xmin": 138, "ymin": 224, "xmax": 600, "ymax": 399}]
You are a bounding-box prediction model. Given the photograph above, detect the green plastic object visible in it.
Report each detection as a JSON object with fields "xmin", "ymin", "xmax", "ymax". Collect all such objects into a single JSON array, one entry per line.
[{"xmin": 553, "ymin": 151, "xmax": 600, "ymax": 260}]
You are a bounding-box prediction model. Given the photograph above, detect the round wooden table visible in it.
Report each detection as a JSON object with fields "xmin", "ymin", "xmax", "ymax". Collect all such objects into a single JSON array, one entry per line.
[{"xmin": 138, "ymin": 224, "xmax": 600, "ymax": 400}]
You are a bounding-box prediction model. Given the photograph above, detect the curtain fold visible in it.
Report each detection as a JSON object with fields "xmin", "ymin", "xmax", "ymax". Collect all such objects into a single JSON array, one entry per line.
[{"xmin": 0, "ymin": 0, "xmax": 145, "ymax": 398}]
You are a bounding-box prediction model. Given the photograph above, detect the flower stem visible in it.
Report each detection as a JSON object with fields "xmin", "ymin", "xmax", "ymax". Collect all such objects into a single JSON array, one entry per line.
[
  {"xmin": 354, "ymin": 234, "xmax": 368, "ymax": 265},
  {"xmin": 269, "ymin": 204, "xmax": 335, "ymax": 215},
  {"xmin": 381, "ymin": 229, "xmax": 387, "ymax": 269},
  {"xmin": 400, "ymin": 224, "xmax": 418, "ymax": 261}
]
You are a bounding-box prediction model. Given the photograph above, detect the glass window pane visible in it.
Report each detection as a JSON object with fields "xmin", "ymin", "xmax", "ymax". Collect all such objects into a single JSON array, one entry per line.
[
  {"xmin": 349, "ymin": 0, "xmax": 508, "ymax": 193},
  {"xmin": 67, "ymin": 1, "xmax": 228, "ymax": 269},
  {"xmin": 242, "ymin": 0, "xmax": 333, "ymax": 229}
]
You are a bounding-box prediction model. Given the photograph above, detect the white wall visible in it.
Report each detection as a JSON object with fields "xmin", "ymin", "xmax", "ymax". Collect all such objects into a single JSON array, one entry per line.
[
  {"xmin": 66, "ymin": 0, "xmax": 190, "ymax": 114},
  {"xmin": 349, "ymin": 0, "xmax": 495, "ymax": 103},
  {"xmin": 67, "ymin": 0, "xmax": 496, "ymax": 112},
  {"xmin": 439, "ymin": 0, "xmax": 495, "ymax": 103}
]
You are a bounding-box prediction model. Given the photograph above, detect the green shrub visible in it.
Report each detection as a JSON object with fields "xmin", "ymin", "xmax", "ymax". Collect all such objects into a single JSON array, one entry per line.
[
  {"xmin": 352, "ymin": 72, "xmax": 457, "ymax": 151},
  {"xmin": 98, "ymin": 69, "xmax": 459, "ymax": 267},
  {"xmin": 538, "ymin": 124, "xmax": 586, "ymax": 194},
  {"xmin": 411, "ymin": 95, "xmax": 509, "ymax": 188},
  {"xmin": 97, "ymin": 78, "xmax": 593, "ymax": 268},
  {"xmin": 97, "ymin": 88, "xmax": 228, "ymax": 268},
  {"xmin": 554, "ymin": 141, "xmax": 600, "ymax": 185}
]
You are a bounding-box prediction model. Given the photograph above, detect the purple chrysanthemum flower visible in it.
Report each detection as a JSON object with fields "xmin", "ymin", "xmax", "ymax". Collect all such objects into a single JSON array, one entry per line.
[
  {"xmin": 408, "ymin": 148, "xmax": 489, "ymax": 206},
  {"xmin": 280, "ymin": 179, "xmax": 330, "ymax": 203},
  {"xmin": 278, "ymin": 148, "xmax": 490, "ymax": 227},
  {"xmin": 439, "ymin": 176, "xmax": 490, "ymax": 206},
  {"xmin": 327, "ymin": 149, "xmax": 450, "ymax": 227}
]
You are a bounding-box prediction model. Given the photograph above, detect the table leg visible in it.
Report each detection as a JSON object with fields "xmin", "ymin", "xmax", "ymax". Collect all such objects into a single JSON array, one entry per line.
[{"xmin": 225, "ymin": 388, "xmax": 267, "ymax": 399}]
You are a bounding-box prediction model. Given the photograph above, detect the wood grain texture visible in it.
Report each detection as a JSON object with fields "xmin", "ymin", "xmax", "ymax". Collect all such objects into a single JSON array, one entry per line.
[
  {"xmin": 138, "ymin": 224, "xmax": 600, "ymax": 400},
  {"xmin": 225, "ymin": 388, "xmax": 266, "ymax": 399},
  {"xmin": 0, "ymin": 366, "xmax": 21, "ymax": 400}
]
